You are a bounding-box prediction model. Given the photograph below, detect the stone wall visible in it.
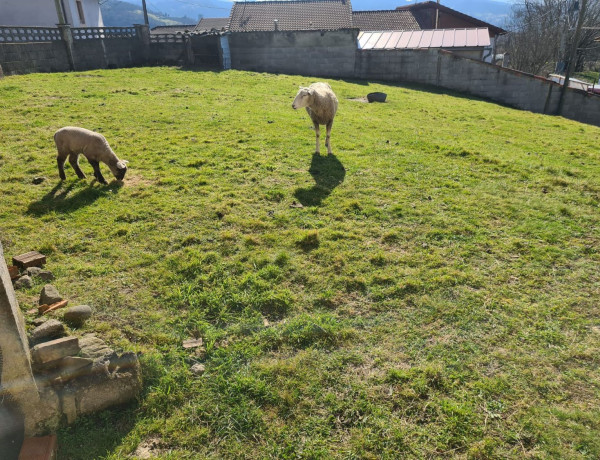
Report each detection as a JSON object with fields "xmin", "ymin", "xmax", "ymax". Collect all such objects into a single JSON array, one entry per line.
[
  {"xmin": 0, "ymin": 41, "xmax": 70, "ymax": 74},
  {"xmin": 227, "ymin": 29, "xmax": 358, "ymax": 78},
  {"xmin": 71, "ymin": 37, "xmax": 145, "ymax": 71},
  {"xmin": 354, "ymin": 49, "xmax": 600, "ymax": 126},
  {"xmin": 0, "ymin": 25, "xmax": 191, "ymax": 75}
]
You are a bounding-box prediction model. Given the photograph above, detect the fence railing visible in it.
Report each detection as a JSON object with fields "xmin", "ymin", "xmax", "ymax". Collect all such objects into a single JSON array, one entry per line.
[
  {"xmin": 72, "ymin": 27, "xmax": 136, "ymax": 40},
  {"xmin": 150, "ymin": 33, "xmax": 185, "ymax": 44},
  {"xmin": 0, "ymin": 26, "xmax": 62, "ymax": 42}
]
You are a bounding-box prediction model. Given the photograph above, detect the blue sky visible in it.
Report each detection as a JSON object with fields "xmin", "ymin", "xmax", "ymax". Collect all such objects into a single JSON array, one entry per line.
[{"xmin": 141, "ymin": 0, "xmax": 514, "ymax": 26}]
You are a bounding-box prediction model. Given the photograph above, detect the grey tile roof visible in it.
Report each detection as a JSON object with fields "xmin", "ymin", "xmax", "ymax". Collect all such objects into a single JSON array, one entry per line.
[
  {"xmin": 352, "ymin": 10, "xmax": 420, "ymax": 31},
  {"xmin": 150, "ymin": 25, "xmax": 196, "ymax": 34},
  {"xmin": 228, "ymin": 0, "xmax": 353, "ymax": 32},
  {"xmin": 194, "ymin": 17, "xmax": 229, "ymax": 34}
]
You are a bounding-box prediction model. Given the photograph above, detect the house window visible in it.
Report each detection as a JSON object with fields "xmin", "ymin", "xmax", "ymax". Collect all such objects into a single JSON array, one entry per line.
[{"xmin": 76, "ymin": 0, "xmax": 86, "ymax": 24}]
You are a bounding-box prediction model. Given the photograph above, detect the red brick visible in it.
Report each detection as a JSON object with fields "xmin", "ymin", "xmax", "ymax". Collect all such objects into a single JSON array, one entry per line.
[
  {"xmin": 39, "ymin": 299, "xmax": 68, "ymax": 315},
  {"xmin": 19, "ymin": 435, "xmax": 57, "ymax": 460},
  {"xmin": 12, "ymin": 251, "xmax": 46, "ymax": 269},
  {"xmin": 8, "ymin": 265, "xmax": 20, "ymax": 280}
]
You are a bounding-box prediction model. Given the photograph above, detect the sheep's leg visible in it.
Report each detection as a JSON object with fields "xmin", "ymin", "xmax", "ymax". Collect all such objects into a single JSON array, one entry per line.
[
  {"xmin": 57, "ymin": 154, "xmax": 67, "ymax": 180},
  {"xmin": 325, "ymin": 121, "xmax": 333, "ymax": 155},
  {"xmin": 69, "ymin": 153, "xmax": 86, "ymax": 179},
  {"xmin": 313, "ymin": 122, "xmax": 321, "ymax": 155},
  {"xmin": 88, "ymin": 159, "xmax": 108, "ymax": 185}
]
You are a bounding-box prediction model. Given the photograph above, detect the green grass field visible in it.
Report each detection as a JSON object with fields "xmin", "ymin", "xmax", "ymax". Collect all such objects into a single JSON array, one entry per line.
[{"xmin": 1, "ymin": 67, "xmax": 600, "ymax": 459}]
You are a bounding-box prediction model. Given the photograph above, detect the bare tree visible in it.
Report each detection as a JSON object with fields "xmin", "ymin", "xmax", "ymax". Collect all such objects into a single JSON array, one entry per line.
[{"xmin": 506, "ymin": 0, "xmax": 600, "ymax": 75}]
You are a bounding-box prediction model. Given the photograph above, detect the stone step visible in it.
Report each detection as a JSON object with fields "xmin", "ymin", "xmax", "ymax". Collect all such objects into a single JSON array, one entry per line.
[{"xmin": 31, "ymin": 336, "xmax": 80, "ymax": 365}]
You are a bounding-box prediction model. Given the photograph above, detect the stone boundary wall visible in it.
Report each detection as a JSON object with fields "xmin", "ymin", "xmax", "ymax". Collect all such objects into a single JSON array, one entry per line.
[
  {"xmin": 355, "ymin": 48, "xmax": 599, "ymax": 126},
  {"xmin": 0, "ymin": 25, "xmax": 194, "ymax": 75},
  {"xmin": 0, "ymin": 41, "xmax": 71, "ymax": 74},
  {"xmin": 227, "ymin": 29, "xmax": 358, "ymax": 78}
]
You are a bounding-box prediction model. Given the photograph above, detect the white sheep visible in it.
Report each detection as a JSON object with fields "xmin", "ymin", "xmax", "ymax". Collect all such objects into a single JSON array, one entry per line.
[
  {"xmin": 54, "ymin": 127, "xmax": 128, "ymax": 185},
  {"xmin": 292, "ymin": 82, "xmax": 338, "ymax": 155}
]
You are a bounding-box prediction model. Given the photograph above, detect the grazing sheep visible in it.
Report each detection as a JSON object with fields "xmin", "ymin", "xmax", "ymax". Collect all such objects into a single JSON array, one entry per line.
[
  {"xmin": 292, "ymin": 82, "xmax": 338, "ymax": 155},
  {"xmin": 54, "ymin": 127, "xmax": 128, "ymax": 185}
]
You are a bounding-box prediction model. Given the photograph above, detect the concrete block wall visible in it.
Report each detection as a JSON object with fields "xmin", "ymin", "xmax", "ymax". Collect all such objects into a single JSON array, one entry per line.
[
  {"xmin": 228, "ymin": 29, "xmax": 358, "ymax": 78},
  {"xmin": 149, "ymin": 42, "xmax": 187, "ymax": 65},
  {"xmin": 71, "ymin": 38, "xmax": 145, "ymax": 71},
  {"xmin": 355, "ymin": 49, "xmax": 600, "ymax": 127},
  {"xmin": 0, "ymin": 42, "xmax": 70, "ymax": 75}
]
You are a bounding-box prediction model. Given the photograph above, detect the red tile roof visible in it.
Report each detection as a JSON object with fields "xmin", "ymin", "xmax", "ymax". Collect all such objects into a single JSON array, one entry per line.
[
  {"xmin": 150, "ymin": 25, "xmax": 196, "ymax": 35},
  {"xmin": 352, "ymin": 10, "xmax": 420, "ymax": 31},
  {"xmin": 228, "ymin": 0, "xmax": 354, "ymax": 32},
  {"xmin": 194, "ymin": 18, "xmax": 229, "ymax": 34},
  {"xmin": 395, "ymin": 1, "xmax": 506, "ymax": 35}
]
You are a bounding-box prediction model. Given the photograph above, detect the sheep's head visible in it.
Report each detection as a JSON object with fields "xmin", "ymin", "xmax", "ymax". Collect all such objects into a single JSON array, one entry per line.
[
  {"xmin": 292, "ymin": 87, "xmax": 312, "ymax": 110},
  {"xmin": 110, "ymin": 160, "xmax": 128, "ymax": 181}
]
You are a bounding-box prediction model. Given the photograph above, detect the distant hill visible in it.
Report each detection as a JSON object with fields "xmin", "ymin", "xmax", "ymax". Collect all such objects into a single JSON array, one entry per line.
[
  {"xmin": 136, "ymin": 0, "xmax": 231, "ymax": 19},
  {"xmin": 100, "ymin": 0, "xmax": 197, "ymax": 28},
  {"xmin": 351, "ymin": 0, "xmax": 512, "ymax": 28},
  {"xmin": 101, "ymin": 0, "xmax": 513, "ymax": 30}
]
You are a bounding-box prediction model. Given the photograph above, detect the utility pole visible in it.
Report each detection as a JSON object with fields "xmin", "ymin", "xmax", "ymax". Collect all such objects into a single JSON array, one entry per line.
[
  {"xmin": 53, "ymin": 0, "xmax": 66, "ymax": 24},
  {"xmin": 141, "ymin": 0, "xmax": 150, "ymax": 26},
  {"xmin": 558, "ymin": 0, "xmax": 589, "ymax": 114},
  {"xmin": 435, "ymin": 0, "xmax": 440, "ymax": 29}
]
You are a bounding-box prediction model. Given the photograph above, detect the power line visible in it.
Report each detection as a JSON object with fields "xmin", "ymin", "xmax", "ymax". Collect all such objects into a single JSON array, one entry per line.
[{"xmin": 168, "ymin": 0, "xmax": 230, "ymax": 9}]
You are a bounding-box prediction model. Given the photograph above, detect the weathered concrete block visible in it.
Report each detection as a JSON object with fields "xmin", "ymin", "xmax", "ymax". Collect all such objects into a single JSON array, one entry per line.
[
  {"xmin": 31, "ymin": 337, "xmax": 80, "ymax": 366},
  {"xmin": 79, "ymin": 334, "xmax": 115, "ymax": 360}
]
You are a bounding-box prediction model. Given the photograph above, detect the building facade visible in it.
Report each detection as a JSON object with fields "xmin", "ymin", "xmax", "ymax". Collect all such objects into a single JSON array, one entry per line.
[{"xmin": 0, "ymin": 0, "xmax": 103, "ymax": 27}]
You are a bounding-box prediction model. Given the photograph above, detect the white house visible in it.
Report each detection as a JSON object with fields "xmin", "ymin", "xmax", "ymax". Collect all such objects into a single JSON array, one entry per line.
[{"xmin": 0, "ymin": 0, "xmax": 104, "ymax": 27}]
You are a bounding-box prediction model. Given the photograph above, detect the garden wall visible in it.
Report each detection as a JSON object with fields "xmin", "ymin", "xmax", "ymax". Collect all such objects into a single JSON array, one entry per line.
[
  {"xmin": 227, "ymin": 29, "xmax": 358, "ymax": 78},
  {"xmin": 354, "ymin": 48, "xmax": 599, "ymax": 126},
  {"xmin": 0, "ymin": 25, "xmax": 193, "ymax": 75}
]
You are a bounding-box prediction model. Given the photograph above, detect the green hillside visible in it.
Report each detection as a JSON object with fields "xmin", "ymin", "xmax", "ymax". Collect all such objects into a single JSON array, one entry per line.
[
  {"xmin": 1, "ymin": 67, "xmax": 599, "ymax": 458},
  {"xmin": 100, "ymin": 0, "xmax": 196, "ymax": 28}
]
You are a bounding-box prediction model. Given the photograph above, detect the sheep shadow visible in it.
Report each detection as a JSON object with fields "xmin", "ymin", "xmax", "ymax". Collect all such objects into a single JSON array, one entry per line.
[
  {"xmin": 26, "ymin": 180, "xmax": 123, "ymax": 216},
  {"xmin": 294, "ymin": 153, "xmax": 345, "ymax": 207}
]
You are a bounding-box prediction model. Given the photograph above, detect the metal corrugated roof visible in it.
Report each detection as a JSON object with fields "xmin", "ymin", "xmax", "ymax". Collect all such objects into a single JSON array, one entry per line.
[{"xmin": 358, "ymin": 28, "xmax": 491, "ymax": 50}]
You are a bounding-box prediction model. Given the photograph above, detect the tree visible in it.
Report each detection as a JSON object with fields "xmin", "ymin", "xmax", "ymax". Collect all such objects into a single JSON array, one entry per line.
[{"xmin": 505, "ymin": 0, "xmax": 600, "ymax": 75}]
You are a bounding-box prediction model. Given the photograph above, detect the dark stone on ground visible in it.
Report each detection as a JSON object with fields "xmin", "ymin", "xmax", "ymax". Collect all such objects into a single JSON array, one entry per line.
[
  {"xmin": 367, "ymin": 92, "xmax": 387, "ymax": 103},
  {"xmin": 32, "ymin": 177, "xmax": 46, "ymax": 184},
  {"xmin": 14, "ymin": 275, "xmax": 32, "ymax": 289},
  {"xmin": 31, "ymin": 319, "xmax": 65, "ymax": 344},
  {"xmin": 28, "ymin": 267, "xmax": 55, "ymax": 281},
  {"xmin": 63, "ymin": 305, "xmax": 92, "ymax": 327},
  {"xmin": 191, "ymin": 363, "xmax": 205, "ymax": 376},
  {"xmin": 39, "ymin": 284, "xmax": 62, "ymax": 306},
  {"xmin": 31, "ymin": 317, "xmax": 48, "ymax": 327}
]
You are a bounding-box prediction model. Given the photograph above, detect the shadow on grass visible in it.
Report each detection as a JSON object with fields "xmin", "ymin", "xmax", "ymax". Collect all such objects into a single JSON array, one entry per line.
[
  {"xmin": 294, "ymin": 153, "xmax": 345, "ymax": 206},
  {"xmin": 26, "ymin": 180, "xmax": 123, "ymax": 216},
  {"xmin": 57, "ymin": 404, "xmax": 137, "ymax": 460}
]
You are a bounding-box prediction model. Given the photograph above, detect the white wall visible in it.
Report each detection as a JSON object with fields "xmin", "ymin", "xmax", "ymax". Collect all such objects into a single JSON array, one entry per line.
[
  {"xmin": 0, "ymin": 0, "xmax": 60, "ymax": 26},
  {"xmin": 63, "ymin": 0, "xmax": 104, "ymax": 27},
  {"xmin": 0, "ymin": 0, "xmax": 103, "ymax": 27}
]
